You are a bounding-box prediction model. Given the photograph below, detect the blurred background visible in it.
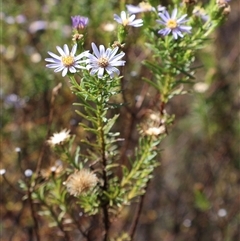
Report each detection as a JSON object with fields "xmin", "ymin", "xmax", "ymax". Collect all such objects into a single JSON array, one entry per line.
[{"xmin": 1, "ymin": 0, "xmax": 239, "ymax": 240}]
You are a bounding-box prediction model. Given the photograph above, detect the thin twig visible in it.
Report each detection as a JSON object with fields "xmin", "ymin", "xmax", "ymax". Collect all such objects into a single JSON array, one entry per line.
[
  {"xmin": 97, "ymin": 91, "xmax": 110, "ymax": 240},
  {"xmin": 129, "ymin": 180, "xmax": 150, "ymax": 240},
  {"xmin": 27, "ymin": 83, "xmax": 63, "ymax": 241},
  {"xmin": 43, "ymin": 202, "xmax": 72, "ymax": 241},
  {"xmin": 27, "ymin": 183, "xmax": 41, "ymax": 241},
  {"xmin": 2, "ymin": 174, "xmax": 24, "ymax": 195},
  {"xmin": 35, "ymin": 82, "xmax": 62, "ymax": 174},
  {"xmin": 66, "ymin": 200, "xmax": 88, "ymax": 238},
  {"xmin": 100, "ymin": 118, "xmax": 110, "ymax": 241}
]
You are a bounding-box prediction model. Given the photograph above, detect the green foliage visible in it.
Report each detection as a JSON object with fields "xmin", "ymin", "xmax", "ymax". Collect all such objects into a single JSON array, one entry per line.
[
  {"xmin": 121, "ymin": 137, "xmax": 161, "ymax": 201},
  {"xmin": 194, "ymin": 189, "xmax": 211, "ymax": 211}
]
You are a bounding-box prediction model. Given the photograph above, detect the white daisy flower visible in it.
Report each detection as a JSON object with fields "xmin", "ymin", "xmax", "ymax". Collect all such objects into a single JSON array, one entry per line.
[
  {"xmin": 114, "ymin": 11, "xmax": 143, "ymax": 27},
  {"xmin": 45, "ymin": 44, "xmax": 88, "ymax": 77},
  {"xmin": 126, "ymin": 2, "xmax": 156, "ymax": 14},
  {"xmin": 85, "ymin": 43, "xmax": 125, "ymax": 79},
  {"xmin": 47, "ymin": 129, "xmax": 71, "ymax": 147}
]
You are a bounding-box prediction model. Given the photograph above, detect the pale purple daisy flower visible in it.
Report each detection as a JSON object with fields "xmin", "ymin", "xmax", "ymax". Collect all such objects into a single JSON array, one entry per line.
[
  {"xmin": 85, "ymin": 43, "xmax": 125, "ymax": 79},
  {"xmin": 126, "ymin": 2, "xmax": 155, "ymax": 14},
  {"xmin": 193, "ymin": 6, "xmax": 209, "ymax": 22},
  {"xmin": 157, "ymin": 5, "xmax": 166, "ymax": 12},
  {"xmin": 45, "ymin": 44, "xmax": 88, "ymax": 77},
  {"xmin": 156, "ymin": 9, "xmax": 192, "ymax": 39},
  {"xmin": 114, "ymin": 11, "xmax": 143, "ymax": 27},
  {"xmin": 71, "ymin": 15, "xmax": 89, "ymax": 30}
]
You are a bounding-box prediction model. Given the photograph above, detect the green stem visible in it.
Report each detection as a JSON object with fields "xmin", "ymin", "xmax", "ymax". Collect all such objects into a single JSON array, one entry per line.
[
  {"xmin": 121, "ymin": 137, "xmax": 153, "ymax": 188},
  {"xmin": 41, "ymin": 200, "xmax": 71, "ymax": 241},
  {"xmin": 27, "ymin": 184, "xmax": 40, "ymax": 241},
  {"xmin": 96, "ymin": 88, "xmax": 110, "ymax": 241}
]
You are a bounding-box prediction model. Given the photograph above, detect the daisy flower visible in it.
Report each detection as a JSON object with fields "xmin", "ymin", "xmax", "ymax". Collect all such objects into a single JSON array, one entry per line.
[
  {"xmin": 157, "ymin": 5, "xmax": 166, "ymax": 12},
  {"xmin": 45, "ymin": 44, "xmax": 88, "ymax": 77},
  {"xmin": 114, "ymin": 11, "xmax": 143, "ymax": 27},
  {"xmin": 193, "ymin": 6, "xmax": 209, "ymax": 22},
  {"xmin": 156, "ymin": 9, "xmax": 192, "ymax": 39},
  {"xmin": 126, "ymin": 2, "xmax": 155, "ymax": 14},
  {"xmin": 85, "ymin": 42, "xmax": 125, "ymax": 79},
  {"xmin": 47, "ymin": 129, "xmax": 71, "ymax": 147}
]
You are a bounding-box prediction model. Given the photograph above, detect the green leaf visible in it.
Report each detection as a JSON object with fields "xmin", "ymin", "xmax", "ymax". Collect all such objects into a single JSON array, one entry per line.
[
  {"xmin": 194, "ymin": 190, "xmax": 211, "ymax": 211},
  {"xmin": 142, "ymin": 77, "xmax": 160, "ymax": 90},
  {"xmin": 103, "ymin": 114, "xmax": 119, "ymax": 134}
]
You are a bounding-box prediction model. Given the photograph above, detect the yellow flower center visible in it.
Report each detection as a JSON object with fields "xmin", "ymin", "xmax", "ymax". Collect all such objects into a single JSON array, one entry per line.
[
  {"xmin": 122, "ymin": 19, "xmax": 130, "ymax": 26},
  {"xmin": 62, "ymin": 56, "xmax": 74, "ymax": 67},
  {"xmin": 98, "ymin": 57, "xmax": 109, "ymax": 68},
  {"xmin": 166, "ymin": 19, "xmax": 178, "ymax": 29},
  {"xmin": 139, "ymin": 2, "xmax": 152, "ymax": 11}
]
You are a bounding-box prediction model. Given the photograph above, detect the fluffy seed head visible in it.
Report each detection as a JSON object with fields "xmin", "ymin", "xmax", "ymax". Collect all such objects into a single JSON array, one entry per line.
[{"xmin": 64, "ymin": 169, "xmax": 98, "ymax": 196}]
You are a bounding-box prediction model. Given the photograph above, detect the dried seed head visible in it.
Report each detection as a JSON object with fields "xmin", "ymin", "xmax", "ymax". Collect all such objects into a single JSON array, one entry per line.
[
  {"xmin": 216, "ymin": 0, "xmax": 230, "ymax": 8},
  {"xmin": 64, "ymin": 169, "xmax": 98, "ymax": 196},
  {"xmin": 145, "ymin": 126, "xmax": 166, "ymax": 136},
  {"xmin": 223, "ymin": 4, "xmax": 231, "ymax": 14}
]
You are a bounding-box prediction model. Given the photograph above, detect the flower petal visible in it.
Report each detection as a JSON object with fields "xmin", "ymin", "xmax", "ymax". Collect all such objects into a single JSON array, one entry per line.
[
  {"xmin": 177, "ymin": 14, "xmax": 187, "ymax": 23},
  {"xmin": 129, "ymin": 14, "xmax": 136, "ymax": 22},
  {"xmin": 159, "ymin": 13, "xmax": 169, "ymax": 23},
  {"xmin": 69, "ymin": 66, "xmax": 77, "ymax": 73},
  {"xmin": 171, "ymin": 9, "xmax": 178, "ymax": 19},
  {"xmin": 63, "ymin": 44, "xmax": 70, "ymax": 55},
  {"xmin": 113, "ymin": 14, "xmax": 122, "ymax": 24},
  {"xmin": 71, "ymin": 44, "xmax": 77, "ymax": 56},
  {"xmin": 99, "ymin": 45, "xmax": 105, "ymax": 57},
  {"xmin": 120, "ymin": 11, "xmax": 127, "ymax": 21},
  {"xmin": 47, "ymin": 51, "xmax": 61, "ymax": 60},
  {"xmin": 56, "ymin": 46, "xmax": 66, "ymax": 56},
  {"xmin": 62, "ymin": 67, "xmax": 68, "ymax": 77},
  {"xmin": 89, "ymin": 67, "xmax": 99, "ymax": 75},
  {"xmin": 105, "ymin": 66, "xmax": 120, "ymax": 78},
  {"xmin": 45, "ymin": 57, "xmax": 61, "ymax": 63},
  {"xmin": 97, "ymin": 67, "xmax": 104, "ymax": 78},
  {"xmin": 46, "ymin": 63, "xmax": 62, "ymax": 68},
  {"xmin": 91, "ymin": 43, "xmax": 100, "ymax": 58}
]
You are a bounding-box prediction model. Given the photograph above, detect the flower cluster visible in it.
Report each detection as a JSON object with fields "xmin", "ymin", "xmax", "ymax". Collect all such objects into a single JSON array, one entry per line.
[
  {"xmin": 46, "ymin": 42, "xmax": 125, "ymax": 78},
  {"xmin": 46, "ymin": 0, "xmax": 230, "ymax": 79},
  {"xmin": 45, "ymin": 2, "xmax": 199, "ymax": 77}
]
